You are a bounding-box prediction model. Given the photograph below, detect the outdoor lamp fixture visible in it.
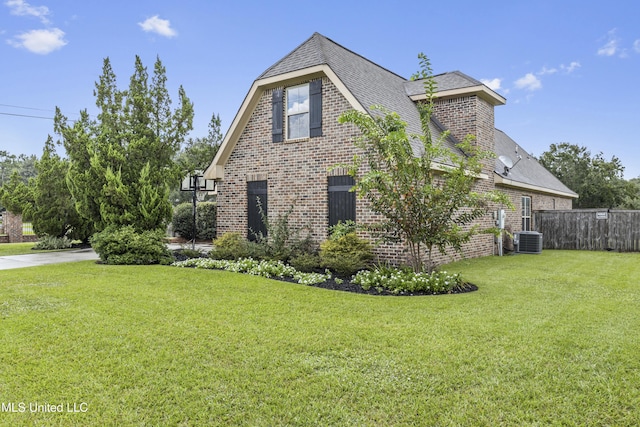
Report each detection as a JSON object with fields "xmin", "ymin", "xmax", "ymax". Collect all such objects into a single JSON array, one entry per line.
[{"xmin": 180, "ymin": 172, "xmax": 216, "ymax": 250}]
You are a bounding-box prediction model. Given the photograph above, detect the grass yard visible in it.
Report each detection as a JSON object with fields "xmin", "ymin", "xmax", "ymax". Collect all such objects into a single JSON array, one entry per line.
[
  {"xmin": 0, "ymin": 250, "xmax": 639, "ymax": 426},
  {"xmin": 0, "ymin": 243, "xmax": 37, "ymax": 257}
]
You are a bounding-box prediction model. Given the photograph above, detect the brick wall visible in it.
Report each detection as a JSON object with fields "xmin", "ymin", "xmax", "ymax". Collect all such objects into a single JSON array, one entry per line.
[
  {"xmin": 217, "ymin": 77, "xmax": 363, "ymax": 245},
  {"xmin": 217, "ymin": 78, "xmax": 513, "ymax": 266},
  {"xmin": 499, "ymin": 187, "xmax": 573, "ymax": 232},
  {"xmin": 3, "ymin": 211, "xmax": 23, "ymax": 243}
]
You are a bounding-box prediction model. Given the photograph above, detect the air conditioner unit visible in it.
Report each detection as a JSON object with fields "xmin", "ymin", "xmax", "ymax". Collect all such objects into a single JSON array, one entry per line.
[{"xmin": 516, "ymin": 231, "xmax": 543, "ymax": 254}]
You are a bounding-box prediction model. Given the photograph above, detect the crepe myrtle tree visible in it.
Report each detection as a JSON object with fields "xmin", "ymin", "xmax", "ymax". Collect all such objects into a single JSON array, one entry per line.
[{"xmin": 337, "ymin": 53, "xmax": 512, "ymax": 273}]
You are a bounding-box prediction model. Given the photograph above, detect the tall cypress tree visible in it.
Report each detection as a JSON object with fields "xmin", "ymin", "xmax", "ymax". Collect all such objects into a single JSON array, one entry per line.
[
  {"xmin": 54, "ymin": 56, "xmax": 194, "ymax": 232},
  {"xmin": 29, "ymin": 136, "xmax": 91, "ymax": 240}
]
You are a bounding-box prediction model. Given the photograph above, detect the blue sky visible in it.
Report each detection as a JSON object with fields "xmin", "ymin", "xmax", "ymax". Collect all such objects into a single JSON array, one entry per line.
[{"xmin": 2, "ymin": 0, "xmax": 639, "ymax": 178}]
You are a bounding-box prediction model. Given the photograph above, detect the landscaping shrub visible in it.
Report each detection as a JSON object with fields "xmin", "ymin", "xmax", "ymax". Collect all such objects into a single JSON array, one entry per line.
[
  {"xmin": 319, "ymin": 232, "xmax": 373, "ymax": 276},
  {"xmin": 352, "ymin": 265, "xmax": 464, "ymax": 294},
  {"xmin": 289, "ymin": 253, "xmax": 321, "ymax": 273},
  {"xmin": 173, "ymin": 257, "xmax": 331, "ymax": 285},
  {"xmin": 195, "ymin": 202, "xmax": 217, "ymax": 240},
  {"xmin": 251, "ymin": 202, "xmax": 316, "ymax": 262},
  {"xmin": 172, "ymin": 203, "xmax": 194, "ymax": 240},
  {"xmin": 33, "ymin": 235, "xmax": 73, "ymax": 250},
  {"xmin": 328, "ymin": 220, "xmax": 357, "ymax": 240},
  {"xmin": 172, "ymin": 202, "xmax": 217, "ymax": 240},
  {"xmin": 210, "ymin": 232, "xmax": 249, "ymax": 260},
  {"xmin": 91, "ymin": 226, "xmax": 173, "ymax": 265}
]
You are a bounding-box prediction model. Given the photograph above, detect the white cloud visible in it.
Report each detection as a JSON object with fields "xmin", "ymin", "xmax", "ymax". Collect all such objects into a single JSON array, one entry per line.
[
  {"xmin": 514, "ymin": 73, "xmax": 542, "ymax": 91},
  {"xmin": 7, "ymin": 27, "xmax": 66, "ymax": 54},
  {"xmin": 598, "ymin": 29, "xmax": 622, "ymax": 57},
  {"xmin": 538, "ymin": 66, "xmax": 557, "ymax": 75},
  {"xmin": 561, "ymin": 61, "xmax": 581, "ymax": 73},
  {"xmin": 480, "ymin": 78, "xmax": 502, "ymax": 91},
  {"xmin": 634, "ymin": 39, "xmax": 640, "ymax": 53},
  {"xmin": 5, "ymin": 0, "xmax": 50, "ymax": 24},
  {"xmin": 138, "ymin": 15, "xmax": 177, "ymax": 38}
]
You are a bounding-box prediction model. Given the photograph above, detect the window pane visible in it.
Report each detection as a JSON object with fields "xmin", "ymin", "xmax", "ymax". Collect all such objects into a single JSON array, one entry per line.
[
  {"xmin": 288, "ymin": 113, "xmax": 309, "ymax": 139},
  {"xmin": 286, "ymin": 84, "xmax": 309, "ymax": 139},
  {"xmin": 287, "ymin": 85, "xmax": 309, "ymax": 115}
]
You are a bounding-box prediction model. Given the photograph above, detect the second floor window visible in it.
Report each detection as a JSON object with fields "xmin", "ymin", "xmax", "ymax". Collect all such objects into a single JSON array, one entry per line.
[
  {"xmin": 272, "ymin": 80, "xmax": 322, "ymax": 143},
  {"xmin": 287, "ymin": 84, "xmax": 309, "ymax": 139}
]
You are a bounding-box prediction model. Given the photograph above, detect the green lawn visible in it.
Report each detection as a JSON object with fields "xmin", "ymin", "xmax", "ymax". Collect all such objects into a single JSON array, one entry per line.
[
  {"xmin": 0, "ymin": 242, "xmax": 37, "ymax": 256},
  {"xmin": 0, "ymin": 251, "xmax": 639, "ymax": 426}
]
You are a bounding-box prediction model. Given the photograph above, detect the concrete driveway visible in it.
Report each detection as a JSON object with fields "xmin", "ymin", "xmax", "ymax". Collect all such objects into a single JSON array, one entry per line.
[
  {"xmin": 0, "ymin": 248, "xmax": 99, "ymax": 271},
  {"xmin": 0, "ymin": 243, "xmax": 212, "ymax": 271}
]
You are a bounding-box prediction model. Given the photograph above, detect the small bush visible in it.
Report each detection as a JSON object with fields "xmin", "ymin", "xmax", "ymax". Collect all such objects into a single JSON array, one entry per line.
[
  {"xmin": 179, "ymin": 248, "xmax": 205, "ymax": 259},
  {"xmin": 172, "ymin": 202, "xmax": 217, "ymax": 241},
  {"xmin": 91, "ymin": 226, "xmax": 173, "ymax": 265},
  {"xmin": 319, "ymin": 232, "xmax": 373, "ymax": 276},
  {"xmin": 172, "ymin": 203, "xmax": 195, "ymax": 240},
  {"xmin": 328, "ymin": 220, "xmax": 357, "ymax": 240},
  {"xmin": 196, "ymin": 202, "xmax": 217, "ymax": 240},
  {"xmin": 173, "ymin": 257, "xmax": 331, "ymax": 285},
  {"xmin": 33, "ymin": 235, "xmax": 73, "ymax": 250},
  {"xmin": 289, "ymin": 253, "xmax": 321, "ymax": 273},
  {"xmin": 352, "ymin": 265, "xmax": 464, "ymax": 294},
  {"xmin": 210, "ymin": 232, "xmax": 249, "ymax": 260}
]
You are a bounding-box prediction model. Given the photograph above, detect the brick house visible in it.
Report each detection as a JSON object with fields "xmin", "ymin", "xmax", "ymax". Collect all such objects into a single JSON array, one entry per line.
[{"xmin": 204, "ymin": 33, "xmax": 577, "ymax": 264}]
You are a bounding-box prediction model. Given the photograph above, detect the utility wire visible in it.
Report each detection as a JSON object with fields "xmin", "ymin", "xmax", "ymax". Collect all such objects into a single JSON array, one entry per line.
[
  {"xmin": 0, "ymin": 103, "xmax": 55, "ymax": 112},
  {"xmin": 0, "ymin": 111, "xmax": 53, "ymax": 120}
]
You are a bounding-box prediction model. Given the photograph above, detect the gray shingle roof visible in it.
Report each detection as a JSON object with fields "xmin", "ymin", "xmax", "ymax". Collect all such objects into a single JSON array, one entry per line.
[
  {"xmin": 257, "ymin": 33, "xmax": 574, "ymax": 197},
  {"xmin": 258, "ymin": 32, "xmax": 458, "ymax": 154},
  {"xmin": 405, "ymin": 71, "xmax": 483, "ymax": 96},
  {"xmin": 494, "ymin": 129, "xmax": 578, "ymax": 196}
]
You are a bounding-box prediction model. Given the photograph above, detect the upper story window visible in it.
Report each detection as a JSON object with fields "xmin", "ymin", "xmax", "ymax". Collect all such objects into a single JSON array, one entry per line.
[
  {"xmin": 287, "ymin": 84, "xmax": 310, "ymax": 139},
  {"xmin": 272, "ymin": 79, "xmax": 322, "ymax": 143}
]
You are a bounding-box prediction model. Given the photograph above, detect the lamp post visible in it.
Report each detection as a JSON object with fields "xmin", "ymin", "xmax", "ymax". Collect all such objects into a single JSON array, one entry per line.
[{"xmin": 180, "ymin": 171, "xmax": 215, "ymax": 250}]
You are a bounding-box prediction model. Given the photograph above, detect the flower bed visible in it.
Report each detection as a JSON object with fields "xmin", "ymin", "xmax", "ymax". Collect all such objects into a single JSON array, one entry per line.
[{"xmin": 172, "ymin": 257, "xmax": 477, "ymax": 296}]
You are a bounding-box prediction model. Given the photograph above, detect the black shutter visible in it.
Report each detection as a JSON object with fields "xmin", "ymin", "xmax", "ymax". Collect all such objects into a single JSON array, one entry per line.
[
  {"xmin": 328, "ymin": 176, "xmax": 355, "ymax": 228},
  {"xmin": 272, "ymin": 89, "xmax": 283, "ymax": 143},
  {"xmin": 247, "ymin": 181, "xmax": 268, "ymax": 241},
  {"xmin": 309, "ymin": 79, "xmax": 322, "ymax": 138}
]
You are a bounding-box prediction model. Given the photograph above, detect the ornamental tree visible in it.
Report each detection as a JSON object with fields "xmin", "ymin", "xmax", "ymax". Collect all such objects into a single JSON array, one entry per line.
[{"xmin": 337, "ymin": 54, "xmax": 511, "ymax": 272}]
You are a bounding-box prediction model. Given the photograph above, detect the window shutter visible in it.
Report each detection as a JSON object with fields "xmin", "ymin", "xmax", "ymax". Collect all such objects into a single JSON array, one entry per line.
[
  {"xmin": 328, "ymin": 176, "xmax": 355, "ymax": 228},
  {"xmin": 309, "ymin": 79, "xmax": 322, "ymax": 137},
  {"xmin": 272, "ymin": 89, "xmax": 283, "ymax": 143},
  {"xmin": 247, "ymin": 181, "xmax": 268, "ymax": 241}
]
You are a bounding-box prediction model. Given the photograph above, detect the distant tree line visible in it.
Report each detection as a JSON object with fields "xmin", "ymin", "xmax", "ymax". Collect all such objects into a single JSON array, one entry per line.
[{"xmin": 538, "ymin": 143, "xmax": 640, "ymax": 209}]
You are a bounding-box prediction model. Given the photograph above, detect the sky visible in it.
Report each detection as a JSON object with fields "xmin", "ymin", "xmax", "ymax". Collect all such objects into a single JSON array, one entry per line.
[{"xmin": 2, "ymin": 0, "xmax": 639, "ymax": 178}]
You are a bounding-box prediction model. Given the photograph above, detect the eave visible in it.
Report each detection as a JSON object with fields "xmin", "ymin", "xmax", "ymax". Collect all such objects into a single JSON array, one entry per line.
[{"xmin": 495, "ymin": 173, "xmax": 579, "ymax": 199}]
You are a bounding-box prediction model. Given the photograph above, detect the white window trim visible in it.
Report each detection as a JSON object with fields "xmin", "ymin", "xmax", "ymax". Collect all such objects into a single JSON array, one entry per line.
[{"xmin": 285, "ymin": 83, "xmax": 310, "ymax": 141}]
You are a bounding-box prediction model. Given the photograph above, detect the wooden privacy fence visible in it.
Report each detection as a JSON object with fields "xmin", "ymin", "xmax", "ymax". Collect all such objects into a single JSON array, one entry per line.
[{"xmin": 534, "ymin": 209, "xmax": 640, "ymax": 252}]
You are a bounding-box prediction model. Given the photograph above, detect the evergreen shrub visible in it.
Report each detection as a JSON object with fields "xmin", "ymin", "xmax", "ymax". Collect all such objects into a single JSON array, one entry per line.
[{"xmin": 91, "ymin": 226, "xmax": 173, "ymax": 265}]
